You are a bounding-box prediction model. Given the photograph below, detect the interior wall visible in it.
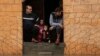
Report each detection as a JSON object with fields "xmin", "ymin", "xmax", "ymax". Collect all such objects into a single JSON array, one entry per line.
[
  {"xmin": 0, "ymin": 0, "xmax": 22, "ymax": 56},
  {"xmin": 64, "ymin": 0, "xmax": 100, "ymax": 55}
]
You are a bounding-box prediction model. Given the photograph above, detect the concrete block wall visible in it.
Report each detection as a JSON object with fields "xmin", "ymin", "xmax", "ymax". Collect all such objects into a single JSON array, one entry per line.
[
  {"xmin": 63, "ymin": 0, "xmax": 100, "ymax": 55},
  {"xmin": 0, "ymin": 0, "xmax": 22, "ymax": 56}
]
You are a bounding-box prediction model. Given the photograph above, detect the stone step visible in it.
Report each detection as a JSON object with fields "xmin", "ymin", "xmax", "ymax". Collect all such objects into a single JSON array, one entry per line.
[
  {"xmin": 23, "ymin": 42, "xmax": 64, "ymax": 56},
  {"xmin": 38, "ymin": 52, "xmax": 52, "ymax": 55},
  {"xmin": 38, "ymin": 52, "xmax": 53, "ymax": 56}
]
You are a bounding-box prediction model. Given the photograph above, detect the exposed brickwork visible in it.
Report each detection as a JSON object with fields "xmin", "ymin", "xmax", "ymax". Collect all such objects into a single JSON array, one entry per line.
[
  {"xmin": 0, "ymin": 0, "xmax": 22, "ymax": 56},
  {"xmin": 64, "ymin": 0, "xmax": 100, "ymax": 55},
  {"xmin": 0, "ymin": 0, "xmax": 100, "ymax": 56}
]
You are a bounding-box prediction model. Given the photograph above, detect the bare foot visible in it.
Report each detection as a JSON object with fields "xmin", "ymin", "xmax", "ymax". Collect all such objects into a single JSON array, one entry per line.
[
  {"xmin": 55, "ymin": 38, "xmax": 60, "ymax": 45},
  {"xmin": 32, "ymin": 38, "xmax": 38, "ymax": 43}
]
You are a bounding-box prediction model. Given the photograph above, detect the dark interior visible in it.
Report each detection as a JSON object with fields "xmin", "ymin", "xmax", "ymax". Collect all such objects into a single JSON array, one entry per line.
[{"xmin": 23, "ymin": 0, "xmax": 63, "ymax": 42}]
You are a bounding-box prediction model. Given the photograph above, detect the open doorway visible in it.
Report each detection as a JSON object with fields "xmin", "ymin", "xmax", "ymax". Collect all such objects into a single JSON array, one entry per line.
[
  {"xmin": 23, "ymin": 0, "xmax": 64, "ymax": 56},
  {"xmin": 23, "ymin": 0, "xmax": 63, "ymax": 42}
]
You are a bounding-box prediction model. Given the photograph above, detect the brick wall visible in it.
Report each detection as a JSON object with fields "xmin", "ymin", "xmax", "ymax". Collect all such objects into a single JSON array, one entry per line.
[
  {"xmin": 0, "ymin": 0, "xmax": 22, "ymax": 56},
  {"xmin": 64, "ymin": 0, "xmax": 100, "ymax": 55},
  {"xmin": 0, "ymin": 0, "xmax": 100, "ymax": 56}
]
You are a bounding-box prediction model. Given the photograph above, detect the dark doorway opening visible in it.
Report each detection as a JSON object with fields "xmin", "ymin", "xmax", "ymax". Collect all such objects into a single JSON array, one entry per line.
[
  {"xmin": 23, "ymin": 0, "xmax": 63, "ymax": 42},
  {"xmin": 23, "ymin": 0, "xmax": 64, "ymax": 55}
]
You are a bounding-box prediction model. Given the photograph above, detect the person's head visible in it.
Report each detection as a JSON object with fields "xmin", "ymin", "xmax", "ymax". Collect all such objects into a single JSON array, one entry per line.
[
  {"xmin": 55, "ymin": 7, "xmax": 62, "ymax": 16},
  {"xmin": 26, "ymin": 5, "xmax": 32, "ymax": 14},
  {"xmin": 39, "ymin": 19, "xmax": 44, "ymax": 25}
]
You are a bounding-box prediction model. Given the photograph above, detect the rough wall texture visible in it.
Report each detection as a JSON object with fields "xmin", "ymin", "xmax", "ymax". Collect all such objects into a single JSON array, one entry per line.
[
  {"xmin": 0, "ymin": 0, "xmax": 22, "ymax": 56},
  {"xmin": 0, "ymin": 0, "xmax": 100, "ymax": 56},
  {"xmin": 64, "ymin": 0, "xmax": 100, "ymax": 55}
]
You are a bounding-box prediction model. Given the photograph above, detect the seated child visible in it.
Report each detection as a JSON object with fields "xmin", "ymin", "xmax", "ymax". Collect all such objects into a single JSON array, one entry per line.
[
  {"xmin": 43, "ymin": 25, "xmax": 50, "ymax": 42},
  {"xmin": 37, "ymin": 19, "xmax": 49, "ymax": 42}
]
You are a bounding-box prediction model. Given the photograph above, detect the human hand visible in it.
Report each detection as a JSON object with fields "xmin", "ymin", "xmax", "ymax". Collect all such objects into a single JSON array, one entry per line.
[
  {"xmin": 49, "ymin": 26, "xmax": 54, "ymax": 30},
  {"xmin": 34, "ymin": 24, "xmax": 39, "ymax": 27},
  {"xmin": 59, "ymin": 24, "xmax": 63, "ymax": 28}
]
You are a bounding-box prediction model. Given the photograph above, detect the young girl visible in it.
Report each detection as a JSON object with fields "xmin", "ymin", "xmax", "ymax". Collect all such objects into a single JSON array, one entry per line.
[{"xmin": 37, "ymin": 19, "xmax": 49, "ymax": 42}]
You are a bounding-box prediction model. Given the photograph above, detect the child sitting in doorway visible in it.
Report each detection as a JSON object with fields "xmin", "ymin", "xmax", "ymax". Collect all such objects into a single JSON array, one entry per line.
[{"xmin": 36, "ymin": 19, "xmax": 49, "ymax": 43}]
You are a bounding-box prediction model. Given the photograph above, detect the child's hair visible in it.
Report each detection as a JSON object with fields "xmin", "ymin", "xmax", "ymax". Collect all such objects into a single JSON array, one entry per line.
[
  {"xmin": 40, "ymin": 19, "xmax": 44, "ymax": 21},
  {"xmin": 38, "ymin": 19, "xmax": 44, "ymax": 24}
]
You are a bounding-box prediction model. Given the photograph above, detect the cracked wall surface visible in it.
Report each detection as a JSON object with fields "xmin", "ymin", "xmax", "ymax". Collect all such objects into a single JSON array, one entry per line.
[
  {"xmin": 0, "ymin": 0, "xmax": 100, "ymax": 56},
  {"xmin": 0, "ymin": 0, "xmax": 22, "ymax": 56},
  {"xmin": 63, "ymin": 0, "xmax": 100, "ymax": 55}
]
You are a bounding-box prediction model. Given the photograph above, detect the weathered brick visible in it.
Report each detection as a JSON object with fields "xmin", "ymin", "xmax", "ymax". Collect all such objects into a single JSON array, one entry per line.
[
  {"xmin": 64, "ymin": 5, "xmax": 74, "ymax": 12},
  {"xmin": 73, "ymin": 0, "xmax": 80, "ymax": 5},
  {"xmin": 82, "ymin": 13, "xmax": 90, "ymax": 18},
  {"xmin": 0, "ymin": 0, "xmax": 14, "ymax": 4},
  {"xmin": 95, "ymin": 13, "xmax": 100, "ymax": 18},
  {"xmin": 63, "ymin": 0, "xmax": 74, "ymax": 5},
  {"xmin": 11, "ymin": 4, "xmax": 22, "ymax": 12},
  {"xmin": 76, "ymin": 13, "xmax": 84, "ymax": 18},
  {"xmin": 68, "ymin": 13, "xmax": 76, "ymax": 18},
  {"xmin": 92, "ymin": 5, "xmax": 100, "ymax": 12},
  {"xmin": 14, "ymin": 0, "xmax": 21, "ymax": 4},
  {"xmin": 73, "ymin": 5, "xmax": 92, "ymax": 12},
  {"xmin": 63, "ymin": 0, "xmax": 80, "ymax": 5},
  {"xmin": 0, "ymin": 0, "xmax": 22, "ymax": 55},
  {"xmin": 80, "ymin": 0, "xmax": 98, "ymax": 4},
  {"xmin": 98, "ymin": 0, "xmax": 100, "ymax": 4},
  {"xmin": 64, "ymin": 0, "xmax": 100, "ymax": 55},
  {"xmin": 0, "ymin": 4, "xmax": 22, "ymax": 12},
  {"xmin": 88, "ymin": 13, "xmax": 96, "ymax": 18}
]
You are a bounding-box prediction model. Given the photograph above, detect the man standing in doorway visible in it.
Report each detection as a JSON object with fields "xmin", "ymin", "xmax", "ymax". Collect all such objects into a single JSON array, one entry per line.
[{"xmin": 23, "ymin": 5, "xmax": 39, "ymax": 42}]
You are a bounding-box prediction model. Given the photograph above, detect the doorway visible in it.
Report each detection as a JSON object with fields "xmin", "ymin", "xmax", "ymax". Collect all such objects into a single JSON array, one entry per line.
[
  {"xmin": 23, "ymin": 0, "xmax": 63, "ymax": 42},
  {"xmin": 23, "ymin": 0, "xmax": 64, "ymax": 56}
]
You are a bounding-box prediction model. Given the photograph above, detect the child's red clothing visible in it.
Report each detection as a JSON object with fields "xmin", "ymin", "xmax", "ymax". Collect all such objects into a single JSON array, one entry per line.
[{"xmin": 37, "ymin": 24, "xmax": 45, "ymax": 42}]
